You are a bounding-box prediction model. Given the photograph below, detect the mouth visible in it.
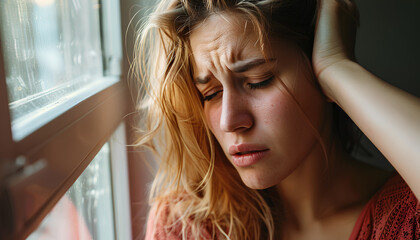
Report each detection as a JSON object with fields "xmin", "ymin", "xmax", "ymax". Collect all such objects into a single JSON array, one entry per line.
[
  {"xmin": 235, "ymin": 150, "xmax": 266, "ymax": 155},
  {"xmin": 228, "ymin": 144, "xmax": 269, "ymax": 156},
  {"xmin": 229, "ymin": 144, "xmax": 269, "ymax": 167}
]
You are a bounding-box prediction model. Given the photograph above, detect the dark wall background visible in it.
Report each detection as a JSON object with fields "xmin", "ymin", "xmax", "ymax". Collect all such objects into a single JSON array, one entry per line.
[
  {"xmin": 355, "ymin": 0, "xmax": 420, "ymax": 97},
  {"xmin": 353, "ymin": 0, "xmax": 420, "ymax": 168}
]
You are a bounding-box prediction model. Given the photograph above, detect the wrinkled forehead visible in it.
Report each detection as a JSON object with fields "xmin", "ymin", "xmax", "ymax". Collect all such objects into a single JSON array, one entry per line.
[
  {"xmin": 189, "ymin": 12, "xmax": 267, "ymax": 72},
  {"xmin": 189, "ymin": 11, "xmax": 254, "ymax": 41}
]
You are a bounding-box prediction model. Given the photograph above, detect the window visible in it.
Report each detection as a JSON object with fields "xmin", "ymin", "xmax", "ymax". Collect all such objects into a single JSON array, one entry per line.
[
  {"xmin": 27, "ymin": 143, "xmax": 115, "ymax": 240},
  {"xmin": 26, "ymin": 124, "xmax": 132, "ymax": 240},
  {"xmin": 0, "ymin": 0, "xmax": 131, "ymax": 239},
  {"xmin": 0, "ymin": 0, "xmax": 118, "ymax": 140}
]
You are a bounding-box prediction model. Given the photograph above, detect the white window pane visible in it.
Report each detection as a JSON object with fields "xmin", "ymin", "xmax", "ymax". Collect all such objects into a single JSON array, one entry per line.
[
  {"xmin": 0, "ymin": 0, "xmax": 117, "ymax": 140},
  {"xmin": 26, "ymin": 143, "xmax": 116, "ymax": 240}
]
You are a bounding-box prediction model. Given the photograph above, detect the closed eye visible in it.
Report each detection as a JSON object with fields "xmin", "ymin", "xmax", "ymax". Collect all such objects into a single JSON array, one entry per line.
[
  {"xmin": 248, "ymin": 75, "xmax": 275, "ymax": 90},
  {"xmin": 203, "ymin": 89, "xmax": 223, "ymax": 101},
  {"xmin": 202, "ymin": 75, "xmax": 274, "ymax": 101}
]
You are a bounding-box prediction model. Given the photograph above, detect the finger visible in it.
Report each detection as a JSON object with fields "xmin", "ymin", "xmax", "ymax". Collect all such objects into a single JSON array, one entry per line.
[{"xmin": 336, "ymin": 0, "xmax": 360, "ymax": 26}]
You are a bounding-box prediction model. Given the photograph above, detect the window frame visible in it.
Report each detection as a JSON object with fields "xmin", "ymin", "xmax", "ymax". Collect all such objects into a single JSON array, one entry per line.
[
  {"xmin": 0, "ymin": 1, "xmax": 131, "ymax": 239},
  {"xmin": 110, "ymin": 123, "xmax": 133, "ymax": 240}
]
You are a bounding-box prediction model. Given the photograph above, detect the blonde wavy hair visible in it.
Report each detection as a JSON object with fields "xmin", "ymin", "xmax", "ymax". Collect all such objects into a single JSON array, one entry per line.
[{"xmin": 131, "ymin": 0, "xmax": 354, "ymax": 239}]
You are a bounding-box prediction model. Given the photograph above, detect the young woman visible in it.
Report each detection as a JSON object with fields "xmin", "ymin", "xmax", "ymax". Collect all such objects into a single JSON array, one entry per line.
[{"xmin": 133, "ymin": 0, "xmax": 420, "ymax": 239}]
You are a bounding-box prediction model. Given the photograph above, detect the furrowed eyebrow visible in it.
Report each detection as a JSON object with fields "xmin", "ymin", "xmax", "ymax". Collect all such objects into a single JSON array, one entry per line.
[
  {"xmin": 194, "ymin": 58, "xmax": 276, "ymax": 84},
  {"xmin": 231, "ymin": 58, "xmax": 276, "ymax": 73}
]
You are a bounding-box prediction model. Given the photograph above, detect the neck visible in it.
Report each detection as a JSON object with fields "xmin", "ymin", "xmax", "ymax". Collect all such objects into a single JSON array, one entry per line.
[{"xmin": 275, "ymin": 142, "xmax": 356, "ymax": 228}]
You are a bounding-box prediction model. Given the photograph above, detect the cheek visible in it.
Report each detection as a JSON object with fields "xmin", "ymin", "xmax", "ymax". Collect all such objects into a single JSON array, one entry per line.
[
  {"xmin": 204, "ymin": 104, "xmax": 221, "ymax": 134},
  {"xmin": 260, "ymin": 93, "xmax": 297, "ymax": 128},
  {"xmin": 258, "ymin": 87, "xmax": 313, "ymax": 144},
  {"xmin": 254, "ymin": 83, "xmax": 295, "ymax": 119}
]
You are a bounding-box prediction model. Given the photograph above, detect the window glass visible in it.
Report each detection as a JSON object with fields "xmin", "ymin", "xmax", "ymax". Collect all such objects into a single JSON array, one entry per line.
[
  {"xmin": 26, "ymin": 143, "xmax": 116, "ymax": 240},
  {"xmin": 0, "ymin": 0, "xmax": 116, "ymax": 140}
]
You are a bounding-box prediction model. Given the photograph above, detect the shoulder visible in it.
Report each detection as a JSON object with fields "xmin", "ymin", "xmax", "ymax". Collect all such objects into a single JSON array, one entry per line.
[
  {"xmin": 145, "ymin": 200, "xmax": 182, "ymax": 240},
  {"xmin": 356, "ymin": 173, "xmax": 420, "ymax": 239},
  {"xmin": 145, "ymin": 197, "xmax": 215, "ymax": 240}
]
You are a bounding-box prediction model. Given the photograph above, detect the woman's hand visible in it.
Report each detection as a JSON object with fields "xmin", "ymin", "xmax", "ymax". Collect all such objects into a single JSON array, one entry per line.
[{"xmin": 312, "ymin": 0, "xmax": 359, "ymax": 100}]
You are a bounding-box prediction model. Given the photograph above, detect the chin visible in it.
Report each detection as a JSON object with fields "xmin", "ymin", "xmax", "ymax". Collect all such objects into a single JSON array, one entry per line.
[{"xmin": 239, "ymin": 171, "xmax": 279, "ymax": 190}]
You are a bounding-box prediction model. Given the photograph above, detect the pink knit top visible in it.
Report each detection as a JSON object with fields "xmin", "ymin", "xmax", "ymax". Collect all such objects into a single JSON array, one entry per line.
[
  {"xmin": 349, "ymin": 174, "xmax": 420, "ymax": 240},
  {"xmin": 146, "ymin": 174, "xmax": 420, "ymax": 239}
]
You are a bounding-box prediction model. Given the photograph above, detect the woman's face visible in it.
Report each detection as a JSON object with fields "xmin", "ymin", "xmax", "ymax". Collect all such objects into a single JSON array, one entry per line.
[{"xmin": 190, "ymin": 12, "xmax": 329, "ymax": 189}]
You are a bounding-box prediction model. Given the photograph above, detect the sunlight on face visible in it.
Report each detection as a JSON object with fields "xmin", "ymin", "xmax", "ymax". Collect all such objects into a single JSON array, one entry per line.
[{"xmin": 190, "ymin": 12, "xmax": 329, "ymax": 189}]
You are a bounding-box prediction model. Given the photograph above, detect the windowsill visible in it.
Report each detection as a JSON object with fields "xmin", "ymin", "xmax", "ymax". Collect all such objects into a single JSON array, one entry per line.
[{"xmin": 11, "ymin": 76, "xmax": 119, "ymax": 141}]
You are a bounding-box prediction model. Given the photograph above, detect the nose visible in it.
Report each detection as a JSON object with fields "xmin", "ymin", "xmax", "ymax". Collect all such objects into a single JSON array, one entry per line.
[{"xmin": 219, "ymin": 90, "xmax": 253, "ymax": 132}]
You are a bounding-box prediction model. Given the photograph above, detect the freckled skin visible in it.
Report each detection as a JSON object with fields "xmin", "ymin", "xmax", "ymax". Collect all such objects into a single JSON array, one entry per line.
[{"xmin": 190, "ymin": 13, "xmax": 330, "ymax": 189}]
